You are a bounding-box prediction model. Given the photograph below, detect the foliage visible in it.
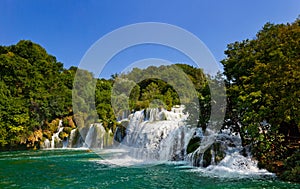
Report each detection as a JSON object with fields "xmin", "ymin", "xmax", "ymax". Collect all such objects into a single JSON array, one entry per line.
[
  {"xmin": 0, "ymin": 40, "xmax": 218, "ymax": 149},
  {"xmin": 116, "ymin": 64, "xmax": 216, "ymax": 129},
  {"xmin": 280, "ymin": 150, "xmax": 300, "ymax": 182},
  {"xmin": 0, "ymin": 40, "xmax": 73, "ymax": 149},
  {"xmin": 221, "ymin": 18, "xmax": 300, "ymax": 181}
]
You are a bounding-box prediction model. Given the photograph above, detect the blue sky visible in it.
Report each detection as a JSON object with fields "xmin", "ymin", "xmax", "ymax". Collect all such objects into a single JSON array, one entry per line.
[{"xmin": 0, "ymin": 0, "xmax": 299, "ymax": 78}]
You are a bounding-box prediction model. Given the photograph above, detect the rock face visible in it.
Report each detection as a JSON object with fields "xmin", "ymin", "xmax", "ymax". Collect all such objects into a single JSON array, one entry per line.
[{"xmin": 114, "ymin": 120, "xmax": 128, "ymax": 144}]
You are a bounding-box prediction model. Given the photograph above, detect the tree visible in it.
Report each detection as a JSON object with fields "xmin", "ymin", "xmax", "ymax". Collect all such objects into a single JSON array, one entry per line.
[
  {"xmin": 221, "ymin": 18, "xmax": 300, "ymax": 180},
  {"xmin": 0, "ymin": 40, "xmax": 73, "ymax": 149}
]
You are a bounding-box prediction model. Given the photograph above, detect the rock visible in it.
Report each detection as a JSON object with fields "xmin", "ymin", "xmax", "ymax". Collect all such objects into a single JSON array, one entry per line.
[
  {"xmin": 186, "ymin": 136, "xmax": 201, "ymax": 154},
  {"xmin": 114, "ymin": 123, "xmax": 127, "ymax": 143},
  {"xmin": 186, "ymin": 134, "xmax": 227, "ymax": 167}
]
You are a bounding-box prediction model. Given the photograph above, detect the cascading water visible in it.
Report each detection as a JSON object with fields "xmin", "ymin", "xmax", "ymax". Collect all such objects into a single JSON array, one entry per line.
[
  {"xmin": 43, "ymin": 120, "xmax": 78, "ymax": 149},
  {"xmin": 50, "ymin": 120, "xmax": 64, "ymax": 148},
  {"xmin": 185, "ymin": 128, "xmax": 273, "ymax": 177},
  {"xmin": 108, "ymin": 106, "xmax": 272, "ymax": 177},
  {"xmin": 43, "ymin": 121, "xmax": 113, "ymax": 149},
  {"xmin": 83, "ymin": 123, "xmax": 114, "ymax": 149},
  {"xmin": 43, "ymin": 139, "xmax": 50, "ymax": 148},
  {"xmin": 116, "ymin": 106, "xmax": 194, "ymax": 161},
  {"xmin": 41, "ymin": 107, "xmax": 273, "ymax": 177},
  {"xmin": 67, "ymin": 129, "xmax": 77, "ymax": 148}
]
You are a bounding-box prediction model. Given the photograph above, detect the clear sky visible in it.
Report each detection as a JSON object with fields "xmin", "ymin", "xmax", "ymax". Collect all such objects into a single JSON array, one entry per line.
[{"xmin": 0, "ymin": 0, "xmax": 299, "ymax": 78}]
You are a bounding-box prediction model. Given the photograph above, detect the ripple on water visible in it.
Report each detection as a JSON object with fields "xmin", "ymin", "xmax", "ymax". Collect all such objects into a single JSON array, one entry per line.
[{"xmin": 0, "ymin": 149, "xmax": 299, "ymax": 189}]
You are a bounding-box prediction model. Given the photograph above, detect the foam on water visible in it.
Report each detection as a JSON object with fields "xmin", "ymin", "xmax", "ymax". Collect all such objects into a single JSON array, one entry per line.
[
  {"xmin": 94, "ymin": 148, "xmax": 168, "ymax": 167},
  {"xmin": 188, "ymin": 152, "xmax": 274, "ymax": 178},
  {"xmin": 96, "ymin": 155, "xmax": 146, "ymax": 166}
]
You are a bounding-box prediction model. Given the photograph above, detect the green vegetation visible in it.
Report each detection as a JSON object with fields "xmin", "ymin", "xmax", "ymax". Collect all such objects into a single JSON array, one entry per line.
[
  {"xmin": 0, "ymin": 40, "xmax": 211, "ymax": 150},
  {"xmin": 221, "ymin": 18, "xmax": 300, "ymax": 182},
  {"xmin": 0, "ymin": 40, "xmax": 73, "ymax": 149},
  {"xmin": 0, "ymin": 18, "xmax": 299, "ymax": 182}
]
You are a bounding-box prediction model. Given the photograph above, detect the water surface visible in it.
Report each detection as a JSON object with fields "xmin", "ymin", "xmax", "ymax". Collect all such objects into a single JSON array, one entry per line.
[{"xmin": 0, "ymin": 149, "xmax": 298, "ymax": 189}]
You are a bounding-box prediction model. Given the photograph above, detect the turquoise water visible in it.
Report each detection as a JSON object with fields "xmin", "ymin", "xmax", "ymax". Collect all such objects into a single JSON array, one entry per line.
[{"xmin": 0, "ymin": 149, "xmax": 299, "ymax": 189}]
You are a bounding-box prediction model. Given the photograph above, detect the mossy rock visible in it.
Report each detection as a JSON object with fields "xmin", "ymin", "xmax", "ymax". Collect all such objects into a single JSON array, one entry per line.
[
  {"xmin": 62, "ymin": 116, "xmax": 76, "ymax": 128},
  {"xmin": 135, "ymin": 100, "xmax": 150, "ymax": 111},
  {"xmin": 212, "ymin": 142, "xmax": 226, "ymax": 164},
  {"xmin": 120, "ymin": 120, "xmax": 129, "ymax": 128},
  {"xmin": 187, "ymin": 138, "xmax": 226, "ymax": 167},
  {"xmin": 46, "ymin": 118, "xmax": 61, "ymax": 133},
  {"xmin": 59, "ymin": 131, "xmax": 68, "ymax": 139},
  {"xmin": 43, "ymin": 130, "xmax": 52, "ymax": 139},
  {"xmin": 186, "ymin": 136, "xmax": 201, "ymax": 154},
  {"xmin": 63, "ymin": 127, "xmax": 73, "ymax": 135},
  {"xmin": 202, "ymin": 147, "xmax": 212, "ymax": 167},
  {"xmin": 114, "ymin": 124, "xmax": 127, "ymax": 143}
]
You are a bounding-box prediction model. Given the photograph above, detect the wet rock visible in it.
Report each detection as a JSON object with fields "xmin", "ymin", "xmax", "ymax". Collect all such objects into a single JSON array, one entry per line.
[
  {"xmin": 114, "ymin": 122, "xmax": 127, "ymax": 143},
  {"xmin": 186, "ymin": 136, "xmax": 201, "ymax": 154}
]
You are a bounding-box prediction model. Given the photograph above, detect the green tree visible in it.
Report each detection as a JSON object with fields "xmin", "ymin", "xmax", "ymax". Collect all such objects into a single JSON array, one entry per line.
[
  {"xmin": 0, "ymin": 40, "xmax": 73, "ymax": 149},
  {"xmin": 221, "ymin": 18, "xmax": 300, "ymax": 180}
]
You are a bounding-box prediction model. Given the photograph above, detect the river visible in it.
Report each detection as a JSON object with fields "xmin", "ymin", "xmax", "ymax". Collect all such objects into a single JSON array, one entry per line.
[{"xmin": 0, "ymin": 149, "xmax": 299, "ymax": 189}]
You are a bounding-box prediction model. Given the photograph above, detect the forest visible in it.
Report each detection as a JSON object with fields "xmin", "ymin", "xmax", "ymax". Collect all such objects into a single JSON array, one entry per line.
[{"xmin": 0, "ymin": 19, "xmax": 299, "ymax": 182}]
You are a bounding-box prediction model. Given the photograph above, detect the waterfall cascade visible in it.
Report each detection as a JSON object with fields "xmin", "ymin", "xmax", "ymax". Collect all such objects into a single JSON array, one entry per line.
[
  {"xmin": 42, "ymin": 120, "xmax": 76, "ymax": 149},
  {"xmin": 67, "ymin": 129, "xmax": 77, "ymax": 148},
  {"xmin": 117, "ymin": 106, "xmax": 194, "ymax": 161},
  {"xmin": 111, "ymin": 106, "xmax": 272, "ymax": 176},
  {"xmin": 42, "ymin": 106, "xmax": 272, "ymax": 176},
  {"xmin": 49, "ymin": 120, "xmax": 64, "ymax": 148},
  {"xmin": 83, "ymin": 123, "xmax": 114, "ymax": 149},
  {"xmin": 185, "ymin": 129, "xmax": 272, "ymax": 176},
  {"xmin": 43, "ymin": 121, "xmax": 113, "ymax": 149}
]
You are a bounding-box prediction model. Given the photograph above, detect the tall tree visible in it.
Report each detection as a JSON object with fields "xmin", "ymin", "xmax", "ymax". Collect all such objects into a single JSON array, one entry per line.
[{"xmin": 221, "ymin": 18, "xmax": 300, "ymax": 180}]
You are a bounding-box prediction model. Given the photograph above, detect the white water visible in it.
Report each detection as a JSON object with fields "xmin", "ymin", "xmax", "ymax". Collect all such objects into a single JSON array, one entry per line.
[
  {"xmin": 83, "ymin": 123, "xmax": 113, "ymax": 149},
  {"xmin": 118, "ymin": 106, "xmax": 192, "ymax": 161},
  {"xmin": 185, "ymin": 129, "xmax": 273, "ymax": 177},
  {"xmin": 201, "ymin": 152, "xmax": 273, "ymax": 177},
  {"xmin": 50, "ymin": 120, "xmax": 64, "ymax": 148},
  {"xmin": 103, "ymin": 107, "xmax": 273, "ymax": 177},
  {"xmin": 67, "ymin": 129, "xmax": 77, "ymax": 148},
  {"xmin": 44, "ymin": 139, "xmax": 50, "ymax": 148}
]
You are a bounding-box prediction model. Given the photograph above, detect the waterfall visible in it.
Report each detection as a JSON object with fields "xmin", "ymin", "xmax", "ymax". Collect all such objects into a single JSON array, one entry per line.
[
  {"xmin": 186, "ymin": 128, "xmax": 241, "ymax": 167},
  {"xmin": 67, "ymin": 129, "xmax": 77, "ymax": 148},
  {"xmin": 43, "ymin": 120, "xmax": 113, "ymax": 149},
  {"xmin": 50, "ymin": 127, "xmax": 64, "ymax": 148},
  {"xmin": 184, "ymin": 128, "xmax": 272, "ymax": 176},
  {"xmin": 118, "ymin": 106, "xmax": 193, "ymax": 161},
  {"xmin": 49, "ymin": 120, "xmax": 64, "ymax": 148},
  {"xmin": 41, "ymin": 107, "xmax": 271, "ymax": 176},
  {"xmin": 109, "ymin": 106, "xmax": 271, "ymax": 177},
  {"xmin": 44, "ymin": 139, "xmax": 50, "ymax": 148},
  {"xmin": 158, "ymin": 126, "xmax": 195, "ymax": 161},
  {"xmin": 84, "ymin": 125, "xmax": 95, "ymax": 148},
  {"xmin": 43, "ymin": 127, "xmax": 78, "ymax": 149},
  {"xmin": 83, "ymin": 123, "xmax": 114, "ymax": 149}
]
